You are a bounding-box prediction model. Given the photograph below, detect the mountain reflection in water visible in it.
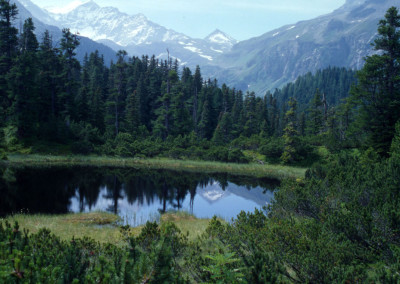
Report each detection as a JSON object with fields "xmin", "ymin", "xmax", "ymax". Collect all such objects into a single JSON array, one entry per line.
[{"xmin": 0, "ymin": 167, "xmax": 279, "ymax": 226}]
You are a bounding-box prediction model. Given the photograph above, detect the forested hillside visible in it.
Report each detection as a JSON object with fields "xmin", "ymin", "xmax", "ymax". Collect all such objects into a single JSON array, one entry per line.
[{"xmin": 0, "ymin": 1, "xmax": 363, "ymax": 166}]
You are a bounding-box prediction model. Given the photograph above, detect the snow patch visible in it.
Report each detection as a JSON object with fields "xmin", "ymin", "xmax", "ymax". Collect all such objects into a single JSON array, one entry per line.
[
  {"xmin": 273, "ymin": 32, "xmax": 280, "ymax": 37},
  {"xmin": 208, "ymin": 33, "xmax": 230, "ymax": 44},
  {"xmin": 184, "ymin": 46, "xmax": 202, "ymax": 53},
  {"xmin": 210, "ymin": 47, "xmax": 223, "ymax": 53},
  {"xmin": 287, "ymin": 25, "xmax": 296, "ymax": 30},
  {"xmin": 296, "ymin": 35, "xmax": 300, "ymax": 39},
  {"xmin": 199, "ymin": 54, "xmax": 213, "ymax": 61}
]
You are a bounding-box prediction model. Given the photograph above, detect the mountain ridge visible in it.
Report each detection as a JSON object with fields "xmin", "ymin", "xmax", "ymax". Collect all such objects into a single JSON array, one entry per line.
[
  {"xmin": 16, "ymin": 0, "xmax": 399, "ymax": 95},
  {"xmin": 28, "ymin": 0, "xmax": 237, "ymax": 68},
  {"xmin": 209, "ymin": 0, "xmax": 398, "ymax": 94}
]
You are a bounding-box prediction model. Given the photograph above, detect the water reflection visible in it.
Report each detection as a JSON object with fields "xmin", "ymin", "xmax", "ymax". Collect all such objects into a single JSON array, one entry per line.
[{"xmin": 0, "ymin": 166, "xmax": 279, "ymax": 225}]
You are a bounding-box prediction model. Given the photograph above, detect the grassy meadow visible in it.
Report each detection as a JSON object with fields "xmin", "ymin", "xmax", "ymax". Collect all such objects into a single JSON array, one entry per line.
[{"xmin": 1, "ymin": 211, "xmax": 215, "ymax": 245}]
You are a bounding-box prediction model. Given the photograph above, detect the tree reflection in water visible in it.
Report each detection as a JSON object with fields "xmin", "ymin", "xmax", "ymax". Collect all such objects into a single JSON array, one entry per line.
[{"xmin": 0, "ymin": 166, "xmax": 280, "ymax": 224}]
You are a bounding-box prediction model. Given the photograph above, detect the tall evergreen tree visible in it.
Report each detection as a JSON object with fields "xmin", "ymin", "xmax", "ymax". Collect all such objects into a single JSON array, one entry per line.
[
  {"xmin": 243, "ymin": 91, "xmax": 258, "ymax": 137},
  {"xmin": 125, "ymin": 90, "xmax": 141, "ymax": 135},
  {"xmin": 7, "ymin": 18, "xmax": 39, "ymax": 137},
  {"xmin": 0, "ymin": 0, "xmax": 18, "ymax": 126},
  {"xmin": 198, "ymin": 100, "xmax": 213, "ymax": 139},
  {"xmin": 171, "ymin": 91, "xmax": 192, "ymax": 137},
  {"xmin": 60, "ymin": 28, "xmax": 80, "ymax": 121},
  {"xmin": 349, "ymin": 7, "xmax": 400, "ymax": 156},
  {"xmin": 108, "ymin": 50, "xmax": 128, "ymax": 136},
  {"xmin": 212, "ymin": 112, "xmax": 232, "ymax": 145},
  {"xmin": 36, "ymin": 30, "xmax": 65, "ymax": 140},
  {"xmin": 307, "ymin": 89, "xmax": 324, "ymax": 135},
  {"xmin": 231, "ymin": 90, "xmax": 244, "ymax": 138},
  {"xmin": 75, "ymin": 54, "xmax": 89, "ymax": 122},
  {"xmin": 281, "ymin": 97, "xmax": 299, "ymax": 164}
]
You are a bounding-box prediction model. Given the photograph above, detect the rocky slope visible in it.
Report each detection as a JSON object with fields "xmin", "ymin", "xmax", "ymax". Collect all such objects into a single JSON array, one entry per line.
[{"xmin": 210, "ymin": 0, "xmax": 398, "ymax": 94}]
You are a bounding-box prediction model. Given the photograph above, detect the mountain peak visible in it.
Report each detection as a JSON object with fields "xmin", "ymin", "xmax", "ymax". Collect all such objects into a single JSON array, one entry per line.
[
  {"xmin": 80, "ymin": 0, "xmax": 99, "ymax": 8},
  {"xmin": 72, "ymin": 0, "xmax": 100, "ymax": 11},
  {"xmin": 209, "ymin": 29, "xmax": 224, "ymax": 35},
  {"xmin": 47, "ymin": 0, "xmax": 99, "ymax": 14},
  {"xmin": 205, "ymin": 29, "xmax": 237, "ymax": 46}
]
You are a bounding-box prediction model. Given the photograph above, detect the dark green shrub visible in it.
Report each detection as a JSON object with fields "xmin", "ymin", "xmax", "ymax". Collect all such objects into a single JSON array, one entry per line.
[
  {"xmin": 260, "ymin": 138, "xmax": 284, "ymax": 163},
  {"xmin": 227, "ymin": 149, "xmax": 249, "ymax": 163}
]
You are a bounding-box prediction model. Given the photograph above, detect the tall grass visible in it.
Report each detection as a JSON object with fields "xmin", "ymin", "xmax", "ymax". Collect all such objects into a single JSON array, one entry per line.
[
  {"xmin": 2, "ymin": 211, "xmax": 213, "ymax": 244},
  {"xmin": 3, "ymin": 212, "xmax": 126, "ymax": 245},
  {"xmin": 3, "ymin": 154, "xmax": 306, "ymax": 179}
]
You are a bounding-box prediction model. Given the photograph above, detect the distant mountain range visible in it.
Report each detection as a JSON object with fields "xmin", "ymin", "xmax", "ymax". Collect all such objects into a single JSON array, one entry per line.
[
  {"xmin": 13, "ymin": 0, "xmax": 400, "ymax": 95},
  {"xmin": 18, "ymin": 0, "xmax": 237, "ymax": 67},
  {"xmin": 210, "ymin": 0, "xmax": 399, "ymax": 94}
]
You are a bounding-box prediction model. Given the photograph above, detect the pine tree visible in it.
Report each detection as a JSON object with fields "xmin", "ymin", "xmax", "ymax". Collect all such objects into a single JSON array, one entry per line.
[
  {"xmin": 108, "ymin": 50, "xmax": 128, "ymax": 136},
  {"xmin": 243, "ymin": 91, "xmax": 258, "ymax": 137},
  {"xmin": 307, "ymin": 89, "xmax": 324, "ymax": 135},
  {"xmin": 171, "ymin": 91, "xmax": 192, "ymax": 137},
  {"xmin": 75, "ymin": 54, "xmax": 89, "ymax": 122},
  {"xmin": 231, "ymin": 90, "xmax": 244, "ymax": 138},
  {"xmin": 281, "ymin": 97, "xmax": 299, "ymax": 164},
  {"xmin": 198, "ymin": 100, "xmax": 212, "ymax": 139},
  {"xmin": 0, "ymin": 0, "xmax": 18, "ymax": 126},
  {"xmin": 36, "ymin": 30, "xmax": 63, "ymax": 139},
  {"xmin": 349, "ymin": 7, "xmax": 400, "ymax": 156},
  {"xmin": 212, "ymin": 112, "xmax": 232, "ymax": 145},
  {"xmin": 60, "ymin": 28, "xmax": 80, "ymax": 121},
  {"xmin": 7, "ymin": 18, "xmax": 39, "ymax": 137},
  {"xmin": 153, "ymin": 70, "xmax": 178, "ymax": 140},
  {"xmin": 87, "ymin": 51, "xmax": 107, "ymax": 132},
  {"xmin": 268, "ymin": 94, "xmax": 279, "ymax": 137},
  {"xmin": 125, "ymin": 90, "xmax": 141, "ymax": 135}
]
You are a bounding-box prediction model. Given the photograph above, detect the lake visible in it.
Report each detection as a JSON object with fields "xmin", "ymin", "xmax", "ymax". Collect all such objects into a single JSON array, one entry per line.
[{"xmin": 0, "ymin": 166, "xmax": 279, "ymax": 226}]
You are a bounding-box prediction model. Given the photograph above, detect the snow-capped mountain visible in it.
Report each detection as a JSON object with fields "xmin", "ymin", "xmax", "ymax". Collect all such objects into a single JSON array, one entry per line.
[
  {"xmin": 25, "ymin": 0, "xmax": 237, "ymax": 67},
  {"xmin": 205, "ymin": 29, "xmax": 238, "ymax": 53},
  {"xmin": 48, "ymin": 1, "xmax": 186, "ymax": 46},
  {"xmin": 12, "ymin": 0, "xmax": 117, "ymax": 64}
]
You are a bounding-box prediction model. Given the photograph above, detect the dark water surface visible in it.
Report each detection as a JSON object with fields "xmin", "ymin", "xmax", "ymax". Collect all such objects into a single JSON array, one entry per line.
[{"xmin": 0, "ymin": 166, "xmax": 279, "ymax": 226}]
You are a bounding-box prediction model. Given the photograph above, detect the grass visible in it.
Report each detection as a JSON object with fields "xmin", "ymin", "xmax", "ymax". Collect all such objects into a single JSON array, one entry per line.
[
  {"xmin": 3, "ymin": 154, "xmax": 306, "ymax": 179},
  {"xmin": 3, "ymin": 212, "xmax": 127, "ymax": 245},
  {"xmin": 160, "ymin": 211, "xmax": 211, "ymax": 240},
  {"xmin": 2, "ymin": 211, "xmax": 213, "ymax": 245}
]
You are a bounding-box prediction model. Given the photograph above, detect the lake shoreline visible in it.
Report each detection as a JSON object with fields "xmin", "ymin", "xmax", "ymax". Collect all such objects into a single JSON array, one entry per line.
[
  {"xmin": 2, "ymin": 211, "xmax": 213, "ymax": 244},
  {"xmin": 2, "ymin": 154, "xmax": 306, "ymax": 179}
]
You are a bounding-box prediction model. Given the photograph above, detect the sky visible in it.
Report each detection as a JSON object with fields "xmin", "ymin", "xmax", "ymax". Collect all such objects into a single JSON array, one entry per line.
[{"xmin": 29, "ymin": 0, "xmax": 346, "ymax": 41}]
